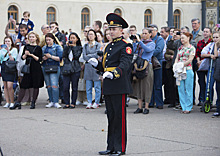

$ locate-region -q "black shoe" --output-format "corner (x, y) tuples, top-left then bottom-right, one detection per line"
(168, 104), (176, 108)
(10, 102), (21, 110)
(134, 108), (143, 114)
(69, 104), (75, 109)
(110, 151), (125, 156)
(163, 100), (170, 104)
(63, 105), (70, 109)
(30, 101), (35, 109)
(149, 105), (154, 108)
(197, 102), (203, 106)
(156, 106), (163, 109)
(143, 108), (149, 114)
(99, 150), (114, 155)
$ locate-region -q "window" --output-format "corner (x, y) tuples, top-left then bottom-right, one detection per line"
(81, 8), (90, 30)
(8, 5), (18, 30)
(144, 9), (152, 27)
(47, 7), (56, 25)
(114, 8), (122, 16)
(174, 9), (181, 29)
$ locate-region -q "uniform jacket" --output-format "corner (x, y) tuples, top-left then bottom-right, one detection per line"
(63, 45), (82, 73)
(96, 36), (133, 95)
(83, 41), (101, 81)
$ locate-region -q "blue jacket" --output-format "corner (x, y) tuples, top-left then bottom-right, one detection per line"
(42, 43), (63, 66)
(151, 35), (165, 60)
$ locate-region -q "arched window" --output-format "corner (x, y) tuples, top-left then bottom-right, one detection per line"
(174, 9), (181, 29)
(114, 8), (122, 16)
(47, 7), (56, 25)
(81, 8), (90, 30)
(144, 9), (152, 27)
(8, 5), (18, 30)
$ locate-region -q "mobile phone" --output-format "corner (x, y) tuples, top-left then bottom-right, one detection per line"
(10, 15), (13, 19)
(216, 24), (220, 28)
(69, 41), (73, 44)
(0, 44), (7, 49)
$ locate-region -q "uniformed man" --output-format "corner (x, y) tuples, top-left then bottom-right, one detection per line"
(88, 13), (133, 156)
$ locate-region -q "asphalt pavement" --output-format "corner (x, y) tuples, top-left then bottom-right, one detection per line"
(0, 87), (220, 156)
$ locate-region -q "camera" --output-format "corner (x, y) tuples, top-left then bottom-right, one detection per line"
(130, 35), (137, 40)
(69, 41), (73, 44)
(0, 44), (7, 49)
(97, 51), (103, 57)
(176, 32), (181, 35)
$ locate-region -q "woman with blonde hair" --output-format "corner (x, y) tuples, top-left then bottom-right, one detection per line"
(10, 31), (44, 109)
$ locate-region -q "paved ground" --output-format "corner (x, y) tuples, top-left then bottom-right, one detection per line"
(0, 87), (220, 156)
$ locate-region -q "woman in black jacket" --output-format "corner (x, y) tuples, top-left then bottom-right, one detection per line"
(62, 32), (82, 108)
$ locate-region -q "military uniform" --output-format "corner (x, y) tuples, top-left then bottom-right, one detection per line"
(95, 13), (133, 155)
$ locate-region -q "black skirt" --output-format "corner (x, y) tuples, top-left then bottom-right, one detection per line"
(1, 61), (16, 82)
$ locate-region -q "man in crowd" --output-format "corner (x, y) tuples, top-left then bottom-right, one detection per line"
(129, 25), (137, 36)
(160, 26), (172, 105)
(148, 24), (165, 109)
(39, 24), (51, 47)
(103, 22), (109, 33)
(15, 24), (28, 47)
(191, 18), (204, 105)
(88, 13), (133, 156)
(122, 28), (132, 43)
(50, 21), (66, 46)
(5, 18), (19, 43)
(93, 20), (102, 32)
(81, 25), (91, 46)
(196, 27), (212, 106)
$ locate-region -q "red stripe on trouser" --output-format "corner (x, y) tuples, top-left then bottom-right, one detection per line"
(121, 94), (125, 152)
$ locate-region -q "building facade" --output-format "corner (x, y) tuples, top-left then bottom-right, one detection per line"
(0, 0), (203, 42)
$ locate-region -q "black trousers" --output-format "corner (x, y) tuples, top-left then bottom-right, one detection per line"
(162, 61), (169, 103)
(104, 94), (127, 153)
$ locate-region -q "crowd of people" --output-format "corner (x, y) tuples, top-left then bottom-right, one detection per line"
(0, 11), (220, 117)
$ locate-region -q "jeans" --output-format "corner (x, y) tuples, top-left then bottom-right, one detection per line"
(197, 71), (207, 102)
(59, 66), (64, 100)
(205, 67), (215, 102)
(216, 81), (220, 113)
(149, 60), (163, 107)
(42, 66), (60, 103)
(178, 70), (194, 111)
(86, 80), (101, 104)
(63, 72), (80, 105)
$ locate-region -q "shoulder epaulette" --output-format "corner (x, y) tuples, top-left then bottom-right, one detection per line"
(122, 39), (129, 44)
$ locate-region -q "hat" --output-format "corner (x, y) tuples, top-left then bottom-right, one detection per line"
(106, 13), (128, 29)
(148, 24), (158, 30)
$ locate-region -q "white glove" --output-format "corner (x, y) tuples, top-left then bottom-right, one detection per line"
(88, 58), (98, 67)
(103, 71), (113, 79)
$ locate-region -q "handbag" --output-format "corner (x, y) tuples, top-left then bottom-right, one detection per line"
(134, 57), (149, 79)
(197, 58), (210, 71)
(62, 63), (73, 75)
(44, 65), (58, 73)
(151, 56), (161, 70)
(78, 78), (86, 91)
(5, 61), (17, 73)
(21, 58), (31, 74)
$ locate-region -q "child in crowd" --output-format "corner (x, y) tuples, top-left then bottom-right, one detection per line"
(17, 11), (34, 41)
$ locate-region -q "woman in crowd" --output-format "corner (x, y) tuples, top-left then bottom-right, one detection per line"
(83, 29), (101, 109)
(201, 31), (220, 105)
(62, 32), (82, 109)
(42, 33), (63, 109)
(133, 28), (155, 114)
(0, 36), (18, 108)
(96, 30), (105, 51)
(103, 28), (112, 45)
(10, 31), (44, 109)
(174, 32), (195, 114)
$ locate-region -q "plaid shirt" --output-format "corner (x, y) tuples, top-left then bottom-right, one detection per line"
(196, 38), (212, 60)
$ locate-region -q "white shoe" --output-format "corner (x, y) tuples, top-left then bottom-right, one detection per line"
(9, 103), (14, 108)
(86, 103), (92, 109)
(46, 102), (54, 108)
(3, 103), (10, 108)
(83, 101), (89, 106)
(54, 103), (62, 109)
(91, 103), (99, 109)
(76, 101), (82, 105)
